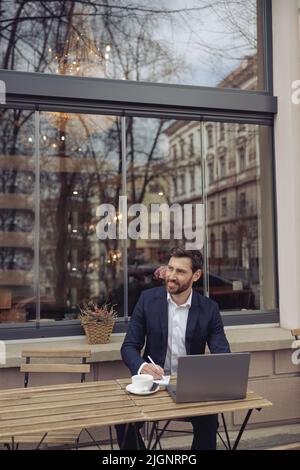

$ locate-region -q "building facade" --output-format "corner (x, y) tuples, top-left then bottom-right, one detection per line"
(0, 0), (298, 333)
(0, 0), (299, 438)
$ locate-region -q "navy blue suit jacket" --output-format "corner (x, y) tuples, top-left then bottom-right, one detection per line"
(121, 286), (230, 375)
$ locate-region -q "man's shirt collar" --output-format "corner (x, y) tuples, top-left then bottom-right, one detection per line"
(167, 290), (193, 308)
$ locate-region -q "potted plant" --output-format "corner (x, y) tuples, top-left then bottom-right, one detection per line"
(79, 301), (118, 344)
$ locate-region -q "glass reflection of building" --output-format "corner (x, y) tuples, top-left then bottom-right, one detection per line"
(0, 1), (277, 326)
(163, 57), (264, 310)
(0, 111), (126, 321)
(0, 55), (270, 321)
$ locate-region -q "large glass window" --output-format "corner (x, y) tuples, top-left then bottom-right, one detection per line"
(0, 0), (277, 335)
(0, 110), (277, 328)
(125, 117), (276, 313)
(204, 122), (276, 311)
(126, 117), (204, 315)
(0, 0), (267, 90)
(0, 109), (35, 324)
(39, 112), (124, 321)
(125, 117), (170, 315)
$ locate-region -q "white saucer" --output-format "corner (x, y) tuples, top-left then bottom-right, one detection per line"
(126, 383), (160, 395)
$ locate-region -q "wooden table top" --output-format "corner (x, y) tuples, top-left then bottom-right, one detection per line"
(0, 380), (145, 439)
(117, 378), (272, 422)
(0, 379), (272, 439)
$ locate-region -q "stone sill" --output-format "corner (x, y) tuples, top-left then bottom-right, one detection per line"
(0, 326), (294, 369)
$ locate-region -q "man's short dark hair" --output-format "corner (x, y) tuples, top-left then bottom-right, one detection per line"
(169, 247), (203, 273)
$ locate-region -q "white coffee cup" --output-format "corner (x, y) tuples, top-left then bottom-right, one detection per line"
(131, 374), (154, 392)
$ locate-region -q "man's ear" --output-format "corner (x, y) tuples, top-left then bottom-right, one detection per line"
(193, 269), (202, 282)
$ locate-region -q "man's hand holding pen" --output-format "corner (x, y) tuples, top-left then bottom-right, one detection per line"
(141, 355), (164, 380)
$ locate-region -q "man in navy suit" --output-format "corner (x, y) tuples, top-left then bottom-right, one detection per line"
(116, 247), (230, 450)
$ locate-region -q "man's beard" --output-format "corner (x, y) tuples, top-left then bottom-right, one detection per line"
(166, 277), (193, 295)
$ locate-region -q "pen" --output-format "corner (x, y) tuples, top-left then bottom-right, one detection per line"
(147, 355), (159, 370)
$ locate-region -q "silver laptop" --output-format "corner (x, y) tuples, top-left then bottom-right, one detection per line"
(167, 353), (250, 403)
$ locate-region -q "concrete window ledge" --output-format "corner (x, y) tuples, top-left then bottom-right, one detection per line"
(226, 326), (294, 353)
(0, 326), (294, 369)
(1, 333), (125, 369)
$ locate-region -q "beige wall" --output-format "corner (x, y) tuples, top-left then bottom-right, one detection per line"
(272, 0), (300, 329)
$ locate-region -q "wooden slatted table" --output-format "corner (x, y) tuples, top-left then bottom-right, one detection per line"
(0, 380), (145, 446)
(117, 378), (272, 450)
(0, 379), (272, 451)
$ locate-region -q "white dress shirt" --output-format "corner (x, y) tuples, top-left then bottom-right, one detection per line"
(164, 290), (192, 374)
(138, 290), (193, 375)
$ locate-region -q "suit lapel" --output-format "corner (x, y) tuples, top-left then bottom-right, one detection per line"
(185, 291), (199, 354)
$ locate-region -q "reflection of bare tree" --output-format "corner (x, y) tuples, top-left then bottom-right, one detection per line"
(0, 109), (35, 272)
(1, 1), (258, 84)
(53, 114), (73, 305)
(38, 110), (124, 312)
(127, 118), (167, 263)
(74, 115), (123, 301)
(0, 1), (184, 78)
(6, 2), (183, 311)
(0, 1), (260, 316)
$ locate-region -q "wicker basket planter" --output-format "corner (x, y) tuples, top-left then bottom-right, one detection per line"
(79, 302), (117, 344)
(81, 319), (115, 344)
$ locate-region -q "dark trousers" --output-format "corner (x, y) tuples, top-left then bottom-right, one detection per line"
(115, 414), (218, 450)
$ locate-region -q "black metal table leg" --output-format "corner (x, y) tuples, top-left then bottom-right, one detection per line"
(147, 422), (156, 450)
(120, 423), (129, 450)
(133, 423), (141, 450)
(231, 409), (255, 451)
(150, 420), (171, 450)
(35, 432), (48, 450)
(109, 425), (114, 450)
(221, 413), (232, 450)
